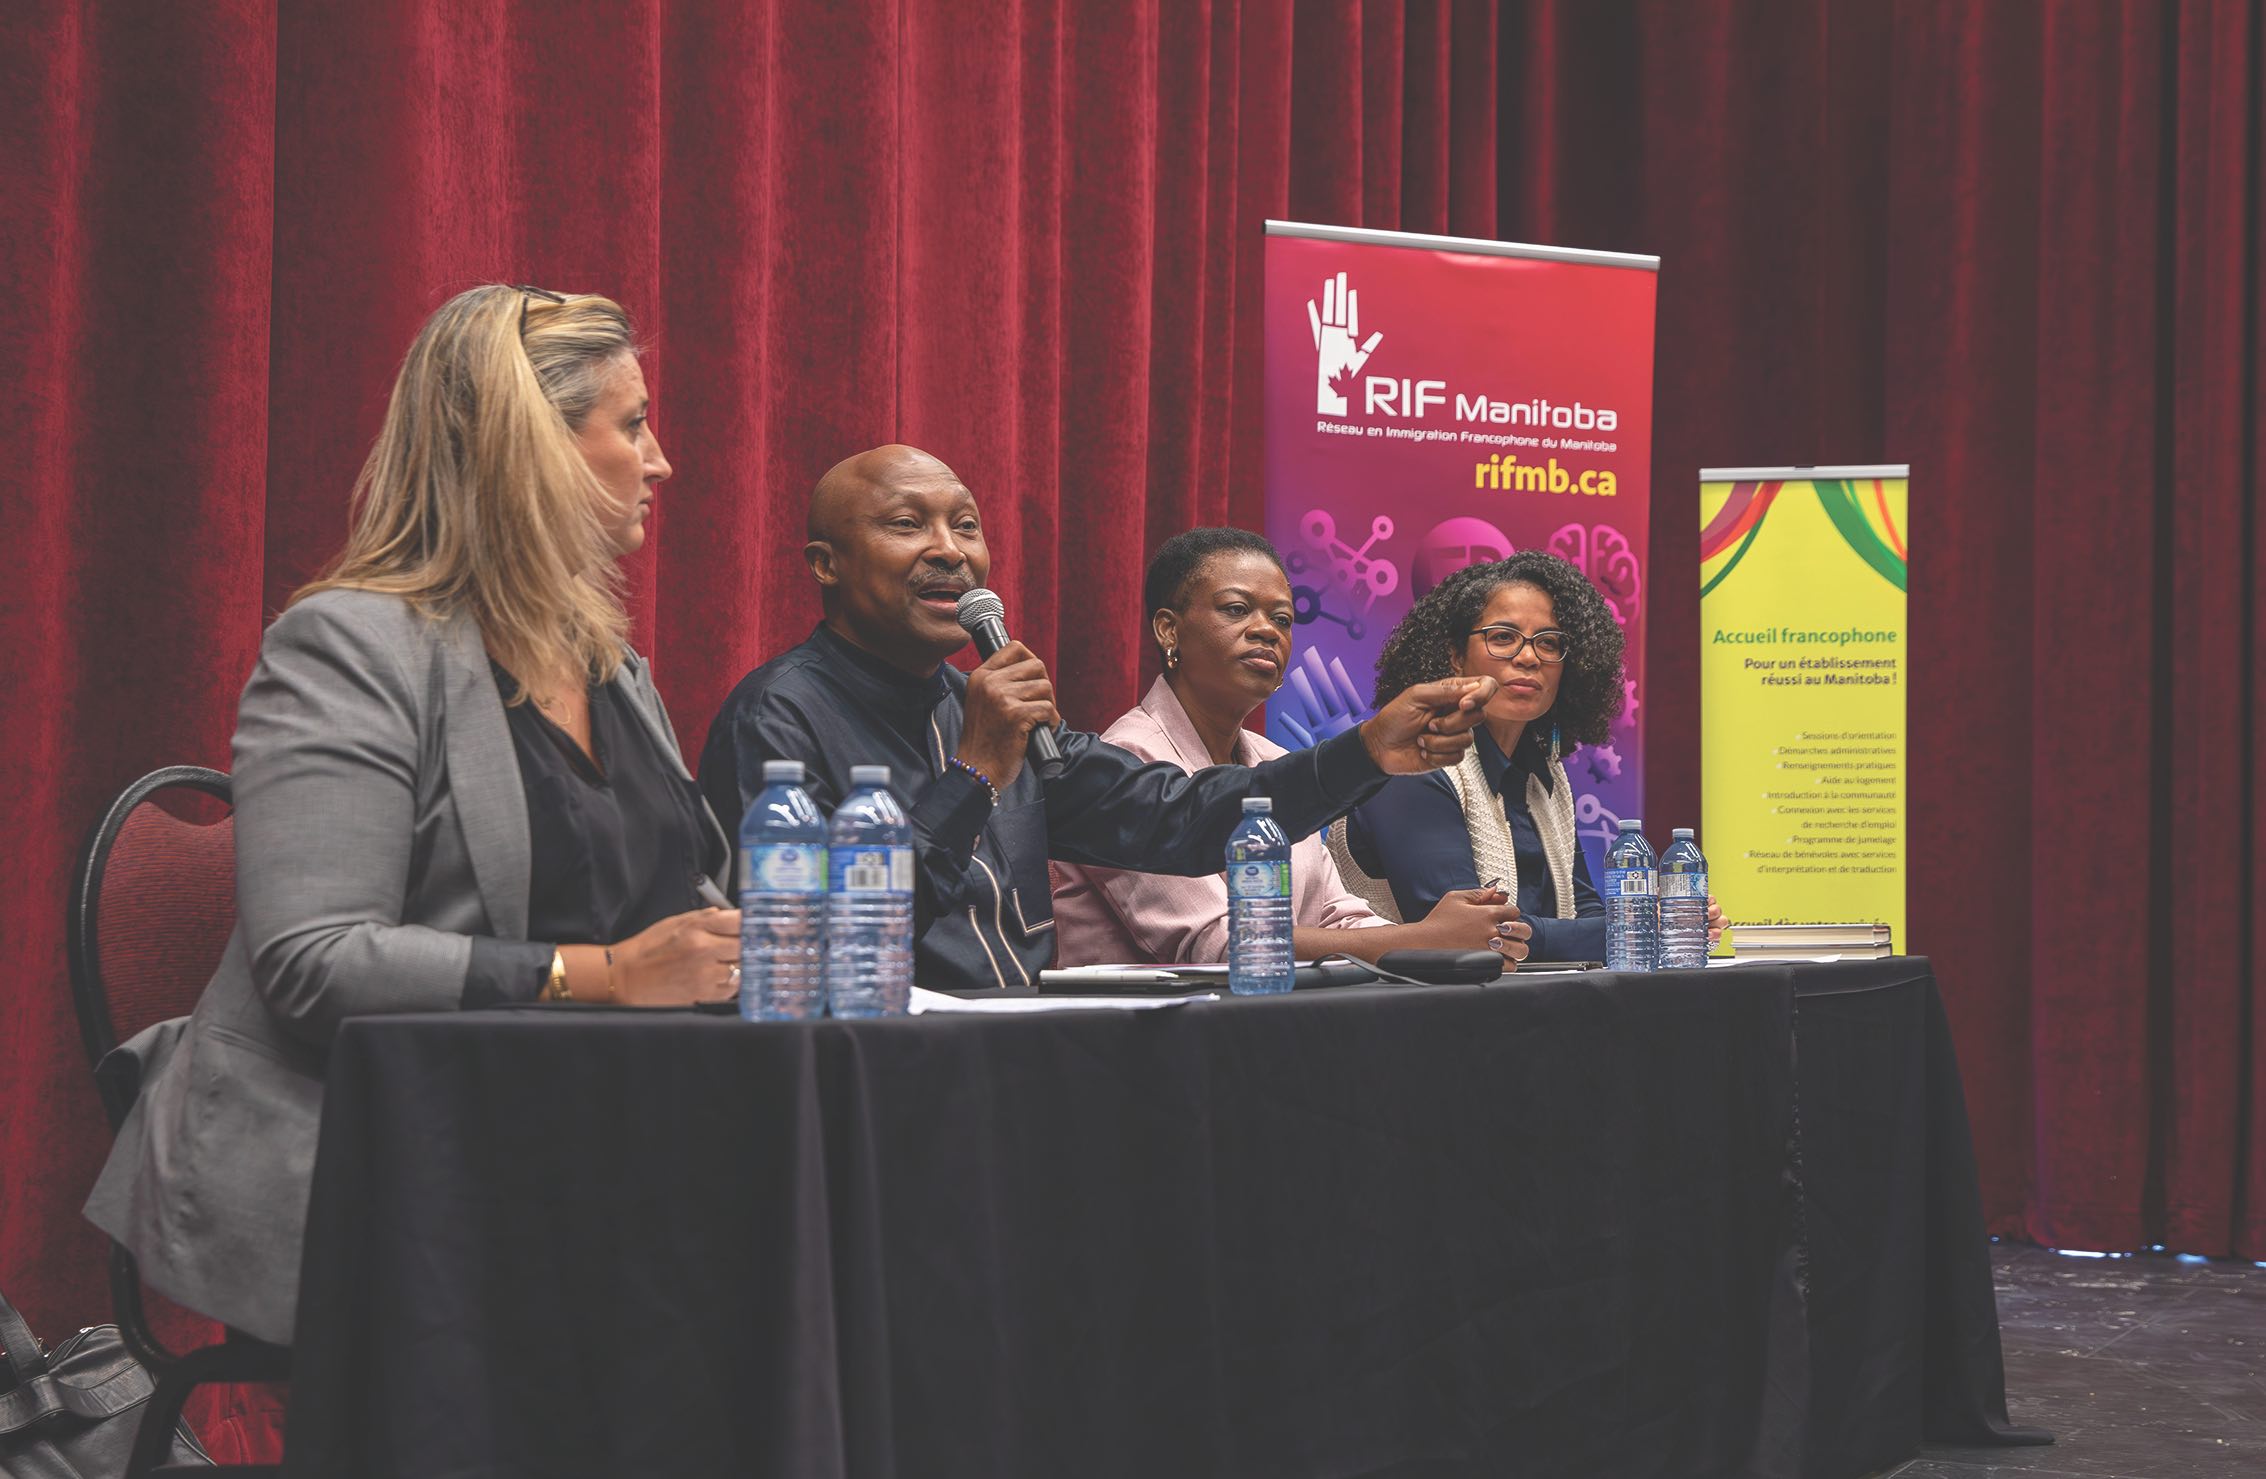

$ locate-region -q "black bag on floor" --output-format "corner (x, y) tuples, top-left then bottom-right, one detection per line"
(0, 1282), (208, 1476)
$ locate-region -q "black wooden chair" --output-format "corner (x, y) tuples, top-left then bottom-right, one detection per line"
(68, 766), (287, 1478)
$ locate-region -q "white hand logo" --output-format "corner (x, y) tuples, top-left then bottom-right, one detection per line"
(1307, 271), (1383, 417)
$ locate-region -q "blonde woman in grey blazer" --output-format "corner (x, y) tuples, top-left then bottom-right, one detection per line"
(86, 286), (738, 1346)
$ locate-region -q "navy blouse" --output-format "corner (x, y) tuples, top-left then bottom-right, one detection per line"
(1345, 726), (1607, 963)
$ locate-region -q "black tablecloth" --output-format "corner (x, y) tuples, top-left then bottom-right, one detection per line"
(288, 972), (1805, 1478)
(1790, 957), (2051, 1477)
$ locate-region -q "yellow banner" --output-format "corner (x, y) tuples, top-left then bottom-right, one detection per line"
(1699, 470), (1907, 949)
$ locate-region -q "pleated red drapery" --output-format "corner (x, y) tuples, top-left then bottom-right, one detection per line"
(4, 1), (2263, 1357)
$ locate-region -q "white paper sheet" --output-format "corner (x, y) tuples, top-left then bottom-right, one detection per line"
(1705, 954), (1846, 967)
(908, 986), (1214, 1014)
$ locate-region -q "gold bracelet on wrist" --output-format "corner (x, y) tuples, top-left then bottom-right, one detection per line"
(545, 948), (572, 1003)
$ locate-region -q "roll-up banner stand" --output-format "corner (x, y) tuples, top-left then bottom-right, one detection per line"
(1699, 466), (1910, 948)
(1263, 221), (1659, 877)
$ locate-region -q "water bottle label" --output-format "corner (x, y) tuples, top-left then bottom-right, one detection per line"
(831, 845), (914, 894)
(1604, 867), (1655, 898)
(1227, 861), (1290, 900)
(1659, 874), (1707, 900)
(744, 843), (824, 893)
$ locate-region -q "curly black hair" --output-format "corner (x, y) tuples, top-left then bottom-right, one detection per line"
(1141, 527), (1286, 644)
(1371, 551), (1626, 747)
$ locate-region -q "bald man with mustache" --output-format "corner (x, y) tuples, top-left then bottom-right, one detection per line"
(697, 445), (1496, 992)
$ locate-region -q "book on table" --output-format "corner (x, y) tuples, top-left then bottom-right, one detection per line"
(1726, 923), (1893, 958)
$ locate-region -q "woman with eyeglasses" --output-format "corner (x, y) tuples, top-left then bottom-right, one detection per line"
(1338, 551), (1721, 963)
(1049, 528), (1531, 968)
(86, 284), (736, 1348)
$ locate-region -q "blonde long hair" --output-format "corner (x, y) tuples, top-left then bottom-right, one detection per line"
(294, 284), (637, 690)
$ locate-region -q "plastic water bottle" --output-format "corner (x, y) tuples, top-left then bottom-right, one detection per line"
(825, 765), (915, 1017)
(738, 759), (827, 1020)
(1658, 828), (1710, 970)
(1603, 818), (1659, 972)
(1225, 797), (1294, 995)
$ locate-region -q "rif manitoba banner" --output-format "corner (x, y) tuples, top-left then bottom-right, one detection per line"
(1699, 467), (1909, 945)
(1263, 222), (1658, 875)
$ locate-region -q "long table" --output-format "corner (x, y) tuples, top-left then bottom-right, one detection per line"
(1789, 957), (2050, 1475)
(282, 959), (2034, 1477)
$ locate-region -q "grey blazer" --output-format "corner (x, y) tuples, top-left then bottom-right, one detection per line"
(83, 589), (729, 1345)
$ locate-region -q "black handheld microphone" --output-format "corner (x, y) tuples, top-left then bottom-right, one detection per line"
(955, 588), (1067, 782)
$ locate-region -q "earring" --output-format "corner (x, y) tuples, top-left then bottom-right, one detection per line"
(1550, 720), (1561, 762)
(1165, 647), (1179, 669)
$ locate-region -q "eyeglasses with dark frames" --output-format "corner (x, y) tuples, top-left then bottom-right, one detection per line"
(1466, 624), (1571, 663)
(513, 284), (566, 338)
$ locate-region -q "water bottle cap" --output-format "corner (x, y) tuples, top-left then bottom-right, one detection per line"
(1673, 827), (1694, 839)
(849, 765), (891, 787)
(1242, 796), (1274, 814)
(761, 760), (806, 784)
(1618, 817), (1642, 831)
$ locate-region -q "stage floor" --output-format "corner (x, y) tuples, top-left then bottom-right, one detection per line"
(1895, 1242), (2266, 1478)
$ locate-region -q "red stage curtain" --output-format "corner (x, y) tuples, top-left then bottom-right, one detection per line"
(4, 0), (2262, 1356)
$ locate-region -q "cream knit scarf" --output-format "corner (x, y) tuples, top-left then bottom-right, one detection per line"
(1328, 737), (1579, 926)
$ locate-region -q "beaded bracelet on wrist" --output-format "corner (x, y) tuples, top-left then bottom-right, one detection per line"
(947, 755), (1001, 806)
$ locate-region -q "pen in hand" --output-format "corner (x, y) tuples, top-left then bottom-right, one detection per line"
(1479, 878), (1521, 947)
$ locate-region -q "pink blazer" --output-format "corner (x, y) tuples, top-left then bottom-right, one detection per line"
(1050, 677), (1389, 966)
